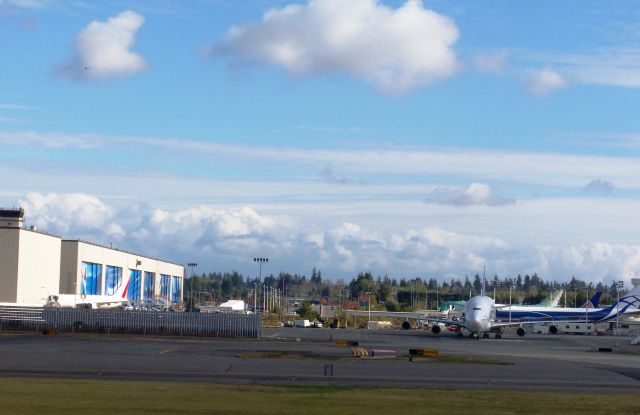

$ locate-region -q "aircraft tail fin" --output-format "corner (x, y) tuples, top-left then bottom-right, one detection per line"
(538, 289), (564, 307)
(481, 266), (486, 297)
(115, 273), (131, 299)
(80, 268), (87, 295)
(582, 291), (603, 308)
(604, 280), (640, 315)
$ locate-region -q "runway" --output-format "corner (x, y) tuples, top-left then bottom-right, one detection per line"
(1, 328), (639, 391)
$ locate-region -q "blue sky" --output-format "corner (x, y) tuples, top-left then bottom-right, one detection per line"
(1, 0), (640, 284)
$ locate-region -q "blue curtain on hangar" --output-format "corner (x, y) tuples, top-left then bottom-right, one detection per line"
(128, 269), (141, 302)
(160, 274), (170, 299)
(171, 276), (181, 302)
(81, 262), (102, 295)
(144, 272), (155, 300)
(105, 266), (122, 296)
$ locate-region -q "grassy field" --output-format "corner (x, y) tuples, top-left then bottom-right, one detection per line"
(0, 377), (639, 415)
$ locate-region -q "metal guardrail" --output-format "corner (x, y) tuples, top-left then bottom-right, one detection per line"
(0, 306), (261, 338)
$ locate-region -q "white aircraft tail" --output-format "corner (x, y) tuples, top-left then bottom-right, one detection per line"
(539, 289), (564, 307)
(623, 279), (640, 299)
(114, 273), (132, 299)
(603, 279), (640, 316)
(481, 265), (486, 297)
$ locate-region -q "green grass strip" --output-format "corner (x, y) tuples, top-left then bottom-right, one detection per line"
(0, 377), (638, 415)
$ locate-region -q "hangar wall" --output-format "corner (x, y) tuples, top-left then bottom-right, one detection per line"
(0, 208), (184, 305)
(61, 240), (184, 303)
(0, 226), (61, 304)
(0, 228), (20, 303)
(17, 229), (61, 304)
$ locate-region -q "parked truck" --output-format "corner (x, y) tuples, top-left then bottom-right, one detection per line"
(295, 319), (311, 328)
(532, 322), (595, 335)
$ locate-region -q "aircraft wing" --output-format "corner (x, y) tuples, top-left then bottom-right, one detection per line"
(420, 316), (467, 329)
(344, 310), (436, 320)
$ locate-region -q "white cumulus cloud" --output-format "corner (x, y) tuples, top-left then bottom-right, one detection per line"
(55, 10), (147, 81)
(525, 68), (567, 96)
(18, 192), (123, 238)
(212, 0), (460, 95)
(425, 183), (515, 206)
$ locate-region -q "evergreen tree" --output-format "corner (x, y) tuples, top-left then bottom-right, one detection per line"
(473, 274), (482, 292)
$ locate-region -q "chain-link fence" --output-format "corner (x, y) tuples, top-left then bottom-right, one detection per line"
(0, 306), (261, 338)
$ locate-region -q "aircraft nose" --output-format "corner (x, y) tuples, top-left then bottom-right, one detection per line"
(467, 314), (482, 330)
(467, 311), (490, 332)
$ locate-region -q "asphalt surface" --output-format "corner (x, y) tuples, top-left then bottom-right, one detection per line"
(1, 328), (640, 391)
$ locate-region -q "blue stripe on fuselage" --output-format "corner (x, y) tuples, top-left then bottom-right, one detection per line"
(496, 294), (640, 323)
(495, 308), (609, 321)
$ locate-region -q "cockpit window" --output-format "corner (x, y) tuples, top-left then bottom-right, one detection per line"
(472, 307), (482, 310)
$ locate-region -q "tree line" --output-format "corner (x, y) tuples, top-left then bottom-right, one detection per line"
(185, 267), (628, 311)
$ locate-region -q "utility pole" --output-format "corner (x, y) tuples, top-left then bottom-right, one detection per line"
(616, 280), (624, 333)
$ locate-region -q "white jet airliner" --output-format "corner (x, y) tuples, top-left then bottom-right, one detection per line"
(430, 278), (640, 339)
(45, 273), (132, 309)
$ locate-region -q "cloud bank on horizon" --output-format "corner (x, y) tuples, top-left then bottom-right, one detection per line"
(13, 192), (640, 284)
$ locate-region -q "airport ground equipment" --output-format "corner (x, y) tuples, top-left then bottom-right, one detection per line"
(335, 340), (359, 347)
(409, 348), (439, 358)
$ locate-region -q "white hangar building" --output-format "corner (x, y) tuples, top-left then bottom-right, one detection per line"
(0, 208), (184, 305)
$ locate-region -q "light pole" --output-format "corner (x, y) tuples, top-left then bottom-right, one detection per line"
(490, 280), (497, 300)
(254, 257), (268, 312)
(616, 280), (624, 332)
(365, 291), (372, 322)
(254, 257), (268, 281)
(254, 283), (258, 313)
(509, 283), (515, 324)
(425, 280), (429, 310)
(197, 291), (209, 306)
(187, 262), (197, 311)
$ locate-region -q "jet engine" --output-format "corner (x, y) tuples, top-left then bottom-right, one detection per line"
(431, 324), (441, 334)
